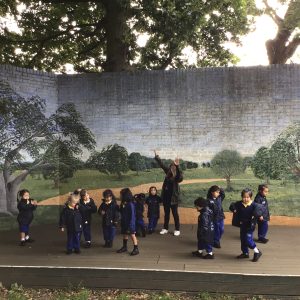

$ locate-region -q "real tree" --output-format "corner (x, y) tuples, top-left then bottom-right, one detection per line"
(0, 0), (258, 72)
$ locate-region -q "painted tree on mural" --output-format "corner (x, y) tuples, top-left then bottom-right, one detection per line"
(262, 0), (300, 64)
(0, 0), (258, 72)
(0, 80), (95, 215)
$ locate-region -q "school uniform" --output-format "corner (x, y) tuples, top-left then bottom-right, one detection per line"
(145, 195), (162, 232)
(120, 201), (136, 235)
(207, 189), (225, 247)
(98, 200), (119, 247)
(59, 204), (83, 252)
(231, 201), (265, 255)
(17, 199), (37, 236)
(135, 198), (146, 236)
(78, 198), (97, 243)
(254, 193), (270, 241)
(197, 207), (214, 254)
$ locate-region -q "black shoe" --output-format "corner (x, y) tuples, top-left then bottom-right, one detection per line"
(192, 251), (203, 258)
(66, 249), (72, 255)
(107, 241), (113, 248)
(103, 241), (109, 248)
(142, 228), (146, 237)
(236, 253), (249, 259)
(85, 242), (91, 248)
(148, 229), (153, 234)
(19, 240), (26, 246)
(25, 238), (35, 243)
(117, 246), (128, 253)
(203, 253), (214, 259)
(252, 250), (262, 262)
(130, 248), (139, 256)
(257, 238), (269, 244)
(213, 242), (221, 248)
(74, 248), (81, 254)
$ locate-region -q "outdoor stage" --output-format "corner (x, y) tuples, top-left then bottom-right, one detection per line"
(0, 224), (300, 297)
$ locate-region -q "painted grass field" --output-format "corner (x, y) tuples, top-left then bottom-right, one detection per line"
(1, 167), (300, 231)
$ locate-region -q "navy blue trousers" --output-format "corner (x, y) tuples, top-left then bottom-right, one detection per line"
(81, 223), (91, 242)
(148, 216), (159, 230)
(257, 220), (268, 239)
(67, 231), (81, 250)
(103, 225), (116, 242)
(198, 240), (213, 253)
(214, 219), (224, 244)
(240, 226), (256, 254)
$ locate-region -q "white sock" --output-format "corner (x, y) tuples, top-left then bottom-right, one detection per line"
(21, 238), (25, 241)
(198, 250), (203, 254)
(25, 235), (29, 240)
(253, 247), (259, 253)
(208, 252), (213, 255)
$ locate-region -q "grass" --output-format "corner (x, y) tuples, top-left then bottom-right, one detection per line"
(0, 284), (275, 300)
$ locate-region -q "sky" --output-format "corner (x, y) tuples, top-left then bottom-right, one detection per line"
(1, 0), (299, 71)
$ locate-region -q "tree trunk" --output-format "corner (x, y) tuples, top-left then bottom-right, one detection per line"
(0, 172), (11, 216)
(225, 176), (233, 192)
(102, 0), (132, 72)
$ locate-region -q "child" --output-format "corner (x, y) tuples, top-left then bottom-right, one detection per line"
(254, 184), (270, 243)
(78, 189), (97, 248)
(207, 185), (225, 248)
(192, 197), (215, 259)
(59, 193), (83, 254)
(98, 189), (119, 248)
(17, 189), (37, 246)
(134, 193), (146, 237)
(229, 188), (265, 262)
(145, 186), (162, 234)
(117, 188), (139, 256)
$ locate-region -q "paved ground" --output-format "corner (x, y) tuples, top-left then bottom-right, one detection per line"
(0, 223), (299, 276)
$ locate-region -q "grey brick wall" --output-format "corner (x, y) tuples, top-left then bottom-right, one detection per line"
(57, 65), (300, 162)
(0, 64), (58, 116)
(1, 64), (300, 162)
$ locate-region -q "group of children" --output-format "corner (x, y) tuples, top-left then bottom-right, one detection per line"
(193, 184), (270, 262)
(16, 183), (270, 262)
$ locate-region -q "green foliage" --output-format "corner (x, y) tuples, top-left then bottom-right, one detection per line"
(8, 283), (27, 300)
(128, 152), (146, 174)
(0, 0), (259, 72)
(87, 144), (129, 179)
(211, 150), (244, 191)
(251, 147), (272, 183)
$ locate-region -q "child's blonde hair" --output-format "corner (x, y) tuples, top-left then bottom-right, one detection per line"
(67, 193), (80, 205)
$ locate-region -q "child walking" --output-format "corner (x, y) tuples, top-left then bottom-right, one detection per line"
(207, 185), (225, 248)
(254, 184), (270, 243)
(229, 188), (265, 262)
(98, 189), (119, 248)
(192, 197), (215, 259)
(17, 189), (37, 246)
(117, 188), (139, 256)
(78, 189), (97, 248)
(145, 186), (162, 234)
(134, 193), (146, 237)
(59, 193), (83, 254)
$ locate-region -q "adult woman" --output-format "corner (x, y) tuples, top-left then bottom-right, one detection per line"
(154, 150), (183, 236)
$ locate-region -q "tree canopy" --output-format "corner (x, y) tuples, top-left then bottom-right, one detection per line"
(0, 0), (258, 72)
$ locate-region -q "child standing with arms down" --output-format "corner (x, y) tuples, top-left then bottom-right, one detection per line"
(17, 189), (38, 246)
(134, 193), (146, 237)
(59, 194), (83, 254)
(98, 189), (119, 248)
(254, 184), (270, 243)
(207, 185), (225, 248)
(145, 186), (162, 234)
(192, 197), (215, 259)
(78, 189), (97, 248)
(230, 188), (265, 262)
(117, 188), (139, 256)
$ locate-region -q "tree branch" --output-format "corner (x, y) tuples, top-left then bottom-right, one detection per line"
(286, 36), (300, 60)
(262, 0), (283, 26)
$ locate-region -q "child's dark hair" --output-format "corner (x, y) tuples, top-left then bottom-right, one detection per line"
(241, 188), (253, 198)
(207, 185), (220, 198)
(148, 186), (157, 194)
(80, 189), (87, 198)
(194, 197), (208, 208)
(120, 188), (134, 202)
(17, 189), (30, 202)
(73, 188), (82, 196)
(258, 184), (268, 192)
(134, 193), (146, 202)
(103, 189), (116, 200)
